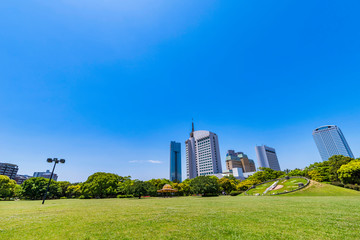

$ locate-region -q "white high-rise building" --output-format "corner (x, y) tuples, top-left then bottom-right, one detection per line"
(255, 145), (281, 171)
(185, 122), (222, 179)
(312, 125), (354, 161)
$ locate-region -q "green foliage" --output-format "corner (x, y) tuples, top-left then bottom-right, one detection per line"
(172, 179), (192, 196)
(81, 172), (122, 198)
(58, 181), (71, 197)
(304, 155), (355, 183)
(190, 176), (220, 196)
(66, 184), (82, 198)
(116, 195), (133, 198)
(218, 177), (237, 194)
(128, 180), (157, 199)
(337, 160), (360, 184)
(287, 168), (306, 177)
(229, 190), (242, 196)
(21, 177), (61, 200)
(117, 176), (133, 195)
(146, 178), (172, 190)
(236, 179), (261, 191)
(247, 167), (285, 182)
(0, 175), (18, 199)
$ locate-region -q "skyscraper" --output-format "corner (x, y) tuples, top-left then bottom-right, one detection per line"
(255, 145), (281, 171)
(312, 125), (354, 161)
(185, 122), (222, 179)
(170, 141), (181, 182)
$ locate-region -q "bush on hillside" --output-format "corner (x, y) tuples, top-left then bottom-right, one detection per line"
(230, 190), (242, 196)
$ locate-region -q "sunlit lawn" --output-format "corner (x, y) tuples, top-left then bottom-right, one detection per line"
(1, 194), (360, 240)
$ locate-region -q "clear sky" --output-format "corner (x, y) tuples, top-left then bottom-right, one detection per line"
(1, 1), (360, 182)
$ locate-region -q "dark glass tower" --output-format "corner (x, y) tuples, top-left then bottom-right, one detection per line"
(170, 141), (181, 182)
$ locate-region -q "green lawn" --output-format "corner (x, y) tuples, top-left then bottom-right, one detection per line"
(1, 193), (360, 239)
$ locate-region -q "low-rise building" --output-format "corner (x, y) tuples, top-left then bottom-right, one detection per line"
(0, 162), (19, 179)
(14, 175), (31, 185)
(225, 150), (256, 173)
(33, 170), (58, 181)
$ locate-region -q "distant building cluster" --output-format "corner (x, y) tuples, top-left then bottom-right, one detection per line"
(169, 122), (355, 182)
(169, 122), (282, 182)
(0, 161), (59, 184)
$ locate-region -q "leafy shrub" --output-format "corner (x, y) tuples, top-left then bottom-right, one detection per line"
(60, 196), (67, 199)
(331, 182), (344, 187)
(230, 191), (242, 196)
(117, 195), (133, 198)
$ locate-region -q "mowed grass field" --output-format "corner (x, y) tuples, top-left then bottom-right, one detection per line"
(1, 184), (360, 240)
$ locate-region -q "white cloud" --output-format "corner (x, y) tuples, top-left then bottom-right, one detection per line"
(147, 160), (162, 164)
(129, 160), (162, 164)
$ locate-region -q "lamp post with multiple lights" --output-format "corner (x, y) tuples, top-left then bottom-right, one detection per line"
(42, 158), (65, 204)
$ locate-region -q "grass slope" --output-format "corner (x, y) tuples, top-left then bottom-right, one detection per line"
(1, 196), (360, 239)
(287, 181), (360, 196)
(247, 177), (308, 196)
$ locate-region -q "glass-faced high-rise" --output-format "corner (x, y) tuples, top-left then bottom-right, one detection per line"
(170, 141), (181, 182)
(312, 125), (354, 161)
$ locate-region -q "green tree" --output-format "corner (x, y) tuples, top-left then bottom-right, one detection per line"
(287, 168), (306, 177)
(337, 160), (360, 184)
(236, 179), (261, 191)
(66, 184), (82, 198)
(128, 180), (156, 199)
(58, 181), (71, 197)
(327, 155), (353, 182)
(247, 167), (285, 182)
(21, 177), (61, 200)
(218, 177), (237, 194)
(172, 179), (192, 196)
(190, 176), (220, 196)
(147, 178), (172, 190)
(0, 175), (18, 199)
(81, 172), (121, 198)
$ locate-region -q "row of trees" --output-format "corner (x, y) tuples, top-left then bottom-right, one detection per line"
(1, 155), (359, 200)
(0, 172), (242, 200)
(285, 155), (360, 185)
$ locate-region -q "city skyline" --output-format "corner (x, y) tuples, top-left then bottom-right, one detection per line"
(1, 1), (360, 182)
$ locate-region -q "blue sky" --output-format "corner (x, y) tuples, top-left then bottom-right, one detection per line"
(1, 1), (360, 182)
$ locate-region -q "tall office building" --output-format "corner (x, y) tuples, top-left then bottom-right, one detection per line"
(225, 150), (256, 173)
(312, 125), (354, 161)
(170, 141), (182, 182)
(33, 170), (58, 181)
(185, 122), (222, 179)
(0, 162), (19, 179)
(255, 145), (281, 171)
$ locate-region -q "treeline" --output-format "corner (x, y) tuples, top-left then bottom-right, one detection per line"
(1, 155), (359, 200)
(285, 155), (360, 191)
(0, 169), (285, 200)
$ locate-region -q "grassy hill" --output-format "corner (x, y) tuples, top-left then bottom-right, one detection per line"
(286, 181), (360, 196)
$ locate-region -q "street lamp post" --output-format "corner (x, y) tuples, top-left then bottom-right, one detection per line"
(42, 158), (65, 204)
